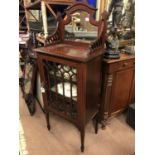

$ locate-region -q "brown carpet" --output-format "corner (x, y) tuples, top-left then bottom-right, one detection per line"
(19, 90), (135, 155)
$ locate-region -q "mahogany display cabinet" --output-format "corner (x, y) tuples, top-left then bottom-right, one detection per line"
(34, 3), (107, 152)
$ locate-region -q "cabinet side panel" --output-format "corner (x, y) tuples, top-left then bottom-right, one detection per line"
(110, 68), (134, 113)
(85, 56), (102, 123)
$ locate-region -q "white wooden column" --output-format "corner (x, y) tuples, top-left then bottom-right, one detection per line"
(41, 1), (48, 38)
(96, 0), (100, 20)
(96, 0), (109, 20)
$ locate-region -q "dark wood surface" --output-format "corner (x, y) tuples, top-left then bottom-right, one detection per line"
(99, 53), (135, 128)
(103, 53), (135, 63)
(34, 42), (104, 62)
(35, 2), (107, 152)
(110, 67), (134, 113)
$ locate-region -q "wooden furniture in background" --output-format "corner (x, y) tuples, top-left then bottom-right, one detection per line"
(19, 32), (37, 115)
(24, 0), (75, 36)
(34, 3), (107, 152)
(99, 53), (135, 128)
(19, 0), (28, 31)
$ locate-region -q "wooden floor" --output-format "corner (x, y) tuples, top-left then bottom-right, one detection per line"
(19, 90), (135, 155)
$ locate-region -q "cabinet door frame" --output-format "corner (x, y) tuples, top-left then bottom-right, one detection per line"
(37, 53), (86, 126)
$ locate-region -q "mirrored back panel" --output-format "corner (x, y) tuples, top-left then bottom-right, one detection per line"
(64, 11), (98, 42)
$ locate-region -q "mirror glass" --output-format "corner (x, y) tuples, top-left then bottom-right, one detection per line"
(64, 11), (98, 42)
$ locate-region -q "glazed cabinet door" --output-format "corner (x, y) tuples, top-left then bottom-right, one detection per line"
(37, 54), (80, 124)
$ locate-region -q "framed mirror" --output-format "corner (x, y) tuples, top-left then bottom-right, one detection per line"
(64, 10), (98, 42)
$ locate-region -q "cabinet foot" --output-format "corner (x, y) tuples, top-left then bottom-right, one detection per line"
(45, 112), (51, 131)
(81, 145), (84, 153)
(47, 125), (51, 131)
(95, 114), (99, 134)
(101, 120), (106, 130)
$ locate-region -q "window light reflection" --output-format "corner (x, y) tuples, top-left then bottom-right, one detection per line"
(19, 120), (29, 155)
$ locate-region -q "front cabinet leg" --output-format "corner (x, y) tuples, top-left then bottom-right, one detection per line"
(45, 112), (51, 130)
(100, 74), (113, 129)
(80, 127), (85, 153)
(95, 113), (99, 134)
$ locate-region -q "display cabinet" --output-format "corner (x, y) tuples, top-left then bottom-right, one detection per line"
(34, 2), (107, 152)
(99, 53), (135, 128)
